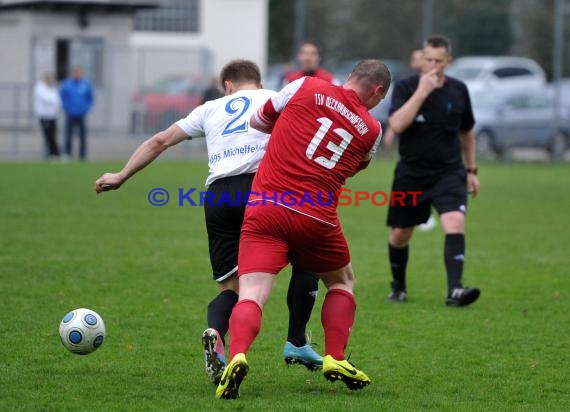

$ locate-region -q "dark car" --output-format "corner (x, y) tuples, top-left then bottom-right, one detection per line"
(131, 75), (207, 134)
(472, 88), (569, 160)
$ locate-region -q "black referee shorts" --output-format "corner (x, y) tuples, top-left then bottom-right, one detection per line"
(204, 173), (255, 282)
(386, 164), (468, 228)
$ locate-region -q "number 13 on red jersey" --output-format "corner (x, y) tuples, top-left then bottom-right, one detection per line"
(306, 117), (353, 170)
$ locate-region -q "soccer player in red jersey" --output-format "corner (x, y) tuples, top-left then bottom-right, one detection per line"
(215, 60), (391, 399)
(283, 42), (338, 85)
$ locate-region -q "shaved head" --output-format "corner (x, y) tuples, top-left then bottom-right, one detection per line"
(346, 59), (392, 109)
(348, 59), (392, 91)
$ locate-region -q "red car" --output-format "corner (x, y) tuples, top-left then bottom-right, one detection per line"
(131, 75), (208, 133)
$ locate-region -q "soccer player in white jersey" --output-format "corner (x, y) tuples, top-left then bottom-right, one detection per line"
(94, 60), (322, 384)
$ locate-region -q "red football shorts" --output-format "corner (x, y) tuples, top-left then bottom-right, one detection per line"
(238, 203), (350, 275)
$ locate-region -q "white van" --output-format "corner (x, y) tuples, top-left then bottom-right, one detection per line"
(447, 56), (546, 94)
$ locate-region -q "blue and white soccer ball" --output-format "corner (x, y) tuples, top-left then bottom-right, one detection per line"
(59, 308), (106, 355)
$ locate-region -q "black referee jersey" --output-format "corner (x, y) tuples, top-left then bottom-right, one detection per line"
(389, 74), (475, 177)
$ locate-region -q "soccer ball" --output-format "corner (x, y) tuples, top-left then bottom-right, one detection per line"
(59, 308), (106, 355)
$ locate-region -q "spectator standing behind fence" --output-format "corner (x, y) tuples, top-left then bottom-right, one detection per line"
(34, 74), (61, 160)
(60, 68), (94, 161)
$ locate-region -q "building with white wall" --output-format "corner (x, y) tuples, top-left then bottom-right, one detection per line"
(0, 0), (268, 132)
(131, 0), (269, 78)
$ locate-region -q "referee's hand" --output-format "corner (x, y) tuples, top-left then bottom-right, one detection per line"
(418, 69), (439, 96)
(467, 173), (480, 197)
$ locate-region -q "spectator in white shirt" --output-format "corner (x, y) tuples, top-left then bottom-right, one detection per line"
(34, 74), (61, 159)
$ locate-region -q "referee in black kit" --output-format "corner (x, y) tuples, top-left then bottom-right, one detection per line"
(386, 35), (481, 306)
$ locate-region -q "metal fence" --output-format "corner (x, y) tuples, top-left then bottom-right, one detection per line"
(0, 45), (214, 159)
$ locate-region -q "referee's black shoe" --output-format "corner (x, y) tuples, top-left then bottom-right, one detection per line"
(446, 287), (480, 307)
(387, 282), (407, 303)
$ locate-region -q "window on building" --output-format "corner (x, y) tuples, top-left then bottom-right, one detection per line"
(134, 0), (199, 33)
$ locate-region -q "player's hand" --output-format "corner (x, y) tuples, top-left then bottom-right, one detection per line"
(95, 172), (125, 194)
(418, 69), (439, 96)
(467, 173), (480, 197)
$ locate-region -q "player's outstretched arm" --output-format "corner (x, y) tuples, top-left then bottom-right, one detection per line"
(94, 124), (188, 193)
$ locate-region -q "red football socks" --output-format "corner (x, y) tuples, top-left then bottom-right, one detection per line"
(321, 288), (356, 360)
(228, 299), (262, 360)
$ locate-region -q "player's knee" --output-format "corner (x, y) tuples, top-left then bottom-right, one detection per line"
(238, 272), (275, 309)
(339, 269), (355, 288)
(320, 264), (355, 291)
(219, 276), (239, 293)
(292, 266), (319, 284)
(440, 212), (465, 233)
(324, 278), (354, 292)
(389, 227), (413, 247)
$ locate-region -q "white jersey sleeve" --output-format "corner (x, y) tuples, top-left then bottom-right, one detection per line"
(271, 77), (306, 112)
(368, 125), (383, 157)
(175, 103), (208, 138)
(181, 88), (277, 187)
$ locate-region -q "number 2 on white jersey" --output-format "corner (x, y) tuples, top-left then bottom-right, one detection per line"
(222, 96), (251, 136)
(306, 117), (353, 169)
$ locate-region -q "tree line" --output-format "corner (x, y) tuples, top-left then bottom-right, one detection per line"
(269, 0), (569, 79)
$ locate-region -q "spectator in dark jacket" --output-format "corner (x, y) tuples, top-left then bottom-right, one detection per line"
(60, 68), (94, 160)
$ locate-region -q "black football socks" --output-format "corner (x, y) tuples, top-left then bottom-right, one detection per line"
(389, 243), (409, 291)
(286, 267), (319, 347)
(444, 233), (465, 294)
(207, 289), (238, 344)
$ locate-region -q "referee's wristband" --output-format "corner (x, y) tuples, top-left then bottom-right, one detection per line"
(466, 168), (478, 175)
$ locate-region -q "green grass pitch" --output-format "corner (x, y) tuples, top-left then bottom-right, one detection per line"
(1, 159), (569, 411)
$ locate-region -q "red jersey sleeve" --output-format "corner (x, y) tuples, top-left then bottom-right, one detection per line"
(353, 127), (383, 174)
(252, 78), (306, 133)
